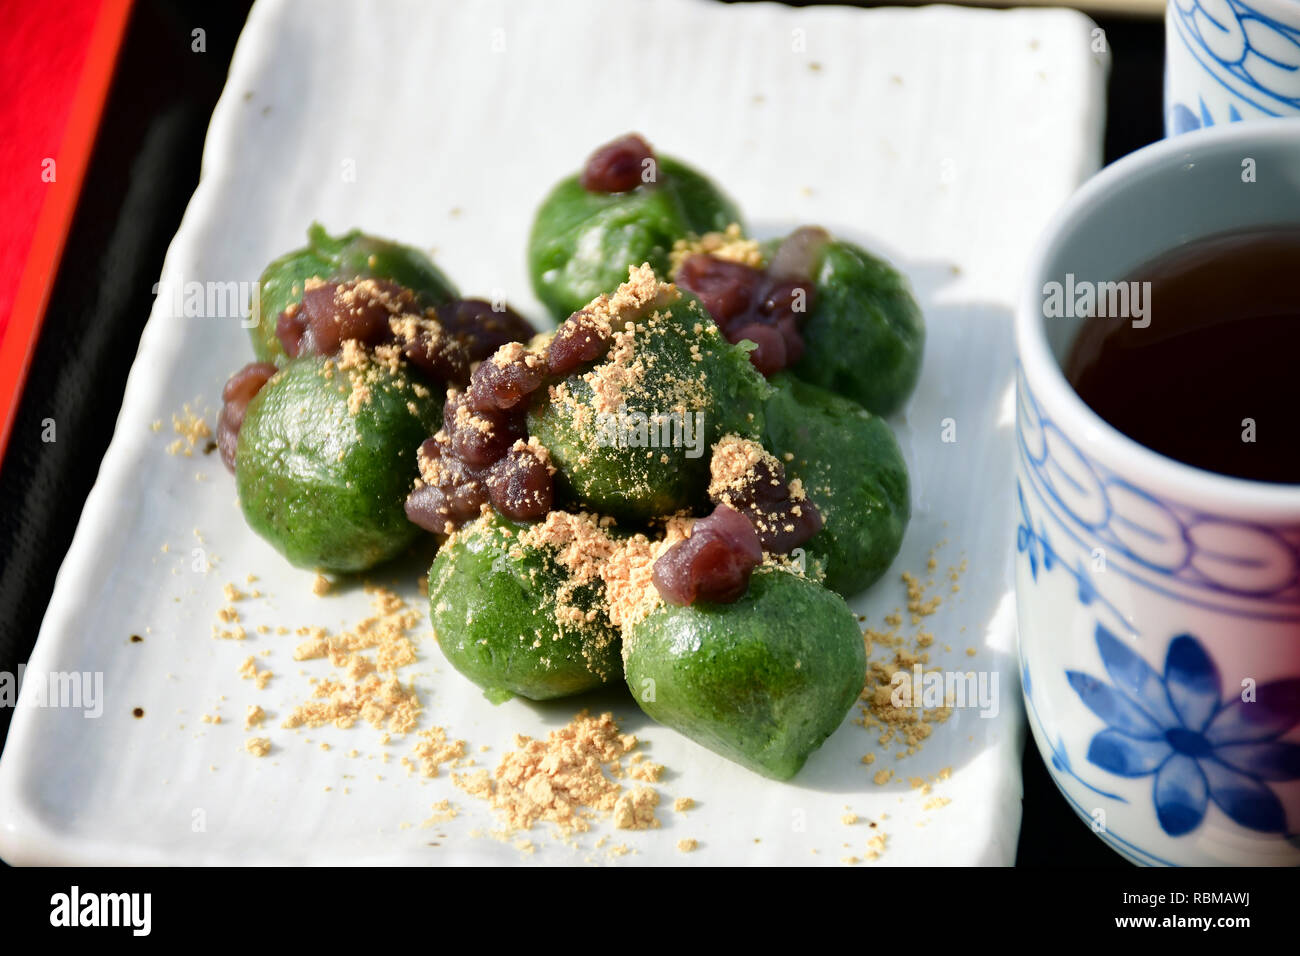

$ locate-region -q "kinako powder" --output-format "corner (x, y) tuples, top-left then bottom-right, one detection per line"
(452, 710), (664, 834)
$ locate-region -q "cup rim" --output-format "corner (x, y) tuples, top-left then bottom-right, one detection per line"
(1016, 119), (1300, 516)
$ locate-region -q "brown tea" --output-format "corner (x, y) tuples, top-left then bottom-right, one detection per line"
(1063, 227), (1300, 484)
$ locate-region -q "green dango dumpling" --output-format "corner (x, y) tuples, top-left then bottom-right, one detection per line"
(235, 354), (440, 572)
(252, 223), (458, 364)
(790, 233), (924, 417)
(427, 510), (623, 703)
(527, 266), (768, 521)
(763, 373), (910, 595)
(623, 566), (865, 780)
(528, 134), (742, 321)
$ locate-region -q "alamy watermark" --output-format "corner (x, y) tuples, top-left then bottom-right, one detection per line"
(0, 665), (104, 718)
(50, 886), (150, 935)
(1042, 274), (1151, 329)
(890, 664), (999, 718)
(153, 274), (260, 328)
(595, 406), (706, 459)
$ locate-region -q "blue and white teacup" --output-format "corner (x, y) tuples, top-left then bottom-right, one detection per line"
(1015, 120), (1300, 866)
(1166, 0), (1300, 135)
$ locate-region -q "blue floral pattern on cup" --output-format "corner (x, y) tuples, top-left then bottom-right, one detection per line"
(1016, 364), (1300, 861)
(1067, 624), (1300, 836)
(1168, 0), (1300, 124)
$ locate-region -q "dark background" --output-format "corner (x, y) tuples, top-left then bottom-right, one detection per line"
(0, 0), (1162, 866)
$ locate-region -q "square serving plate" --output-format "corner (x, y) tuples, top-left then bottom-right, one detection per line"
(0, 0), (1107, 865)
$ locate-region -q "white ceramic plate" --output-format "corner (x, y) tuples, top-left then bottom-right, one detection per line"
(0, 0), (1107, 865)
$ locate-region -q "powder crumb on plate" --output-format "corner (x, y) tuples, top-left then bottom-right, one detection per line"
(411, 726), (466, 777)
(422, 799), (458, 826)
(311, 574), (332, 596)
(453, 768), (493, 800)
(612, 786), (660, 830)
(673, 796), (695, 813)
(245, 737), (271, 757)
(245, 705), (266, 729)
(281, 587), (423, 736)
(213, 622), (246, 641)
(902, 570), (942, 620)
(453, 710), (659, 836)
(628, 759), (664, 783)
(677, 838), (698, 853)
(856, 544), (962, 761)
(864, 831), (889, 862)
(841, 812), (858, 825)
(166, 404), (211, 457)
(238, 655), (273, 689)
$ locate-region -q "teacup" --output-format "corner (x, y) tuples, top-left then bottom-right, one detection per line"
(1165, 0), (1300, 135)
(1015, 120), (1300, 866)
